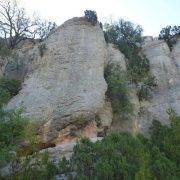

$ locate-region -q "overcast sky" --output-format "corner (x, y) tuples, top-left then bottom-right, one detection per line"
(18, 0), (180, 37)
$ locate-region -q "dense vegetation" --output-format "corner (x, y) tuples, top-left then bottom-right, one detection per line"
(1, 104), (179, 179)
(103, 19), (156, 103)
(0, 77), (21, 107)
(0, 77), (58, 179)
(104, 63), (133, 117)
(58, 109), (180, 180)
(84, 10), (98, 26)
(104, 19), (149, 83)
(0, 75), (179, 180)
(159, 25), (180, 51)
(0, 77), (26, 171)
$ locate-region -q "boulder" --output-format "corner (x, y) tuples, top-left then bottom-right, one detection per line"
(7, 17), (107, 144)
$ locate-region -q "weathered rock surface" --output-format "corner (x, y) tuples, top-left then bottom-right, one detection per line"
(106, 43), (127, 71)
(7, 17), (109, 144)
(0, 39), (40, 80)
(6, 17), (180, 143)
(136, 37), (180, 133)
(110, 37), (180, 134)
(40, 137), (103, 162)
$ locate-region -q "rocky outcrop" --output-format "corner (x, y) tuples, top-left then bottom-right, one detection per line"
(6, 17), (180, 144)
(106, 43), (127, 71)
(110, 37), (180, 135)
(0, 39), (40, 80)
(7, 17), (109, 144)
(136, 37), (180, 133)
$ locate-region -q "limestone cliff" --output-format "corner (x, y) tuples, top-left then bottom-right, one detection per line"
(5, 17), (180, 145)
(137, 37), (180, 133)
(7, 17), (109, 144)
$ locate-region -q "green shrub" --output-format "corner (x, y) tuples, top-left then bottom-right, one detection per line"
(71, 133), (145, 179)
(0, 108), (29, 168)
(58, 110), (180, 179)
(84, 10), (98, 26)
(0, 77), (21, 107)
(159, 25), (180, 51)
(58, 157), (71, 175)
(147, 110), (180, 179)
(0, 106), (57, 179)
(0, 77), (21, 97)
(12, 151), (58, 180)
(149, 112), (180, 165)
(103, 19), (157, 104)
(150, 146), (178, 179)
(104, 63), (133, 116)
(1, 108), (179, 179)
(103, 19), (155, 87)
(137, 84), (151, 102)
(0, 88), (11, 107)
(137, 75), (157, 102)
(104, 20), (145, 79)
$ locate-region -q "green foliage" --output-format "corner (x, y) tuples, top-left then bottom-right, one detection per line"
(12, 151), (58, 180)
(150, 108), (180, 165)
(146, 110), (180, 179)
(0, 108), (29, 168)
(104, 63), (133, 116)
(150, 146), (178, 179)
(159, 25), (180, 51)
(19, 121), (41, 156)
(104, 20), (152, 84)
(137, 75), (157, 102)
(0, 77), (21, 107)
(58, 110), (180, 179)
(71, 133), (144, 179)
(104, 19), (143, 46)
(84, 10), (98, 26)
(0, 88), (11, 107)
(0, 77), (21, 97)
(0, 107), (57, 179)
(58, 157), (71, 175)
(1, 106), (179, 179)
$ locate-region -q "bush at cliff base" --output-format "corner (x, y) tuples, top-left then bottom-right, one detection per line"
(0, 105), (179, 179)
(59, 109), (180, 180)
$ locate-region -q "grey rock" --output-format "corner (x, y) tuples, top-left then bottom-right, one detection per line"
(7, 17), (108, 144)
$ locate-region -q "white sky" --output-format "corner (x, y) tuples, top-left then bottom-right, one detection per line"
(18, 0), (180, 37)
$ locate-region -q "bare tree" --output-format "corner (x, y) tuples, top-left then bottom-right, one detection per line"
(0, 0), (57, 48)
(0, 0), (38, 48)
(36, 19), (57, 41)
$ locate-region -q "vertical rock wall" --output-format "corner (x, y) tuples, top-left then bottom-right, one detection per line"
(6, 17), (180, 142)
(7, 17), (108, 144)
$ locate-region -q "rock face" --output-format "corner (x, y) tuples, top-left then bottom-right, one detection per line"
(110, 37), (180, 135)
(106, 43), (127, 71)
(6, 17), (180, 144)
(136, 37), (180, 133)
(7, 17), (108, 144)
(0, 39), (40, 80)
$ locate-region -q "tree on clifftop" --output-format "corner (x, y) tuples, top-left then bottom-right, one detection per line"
(159, 25), (180, 51)
(84, 10), (98, 26)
